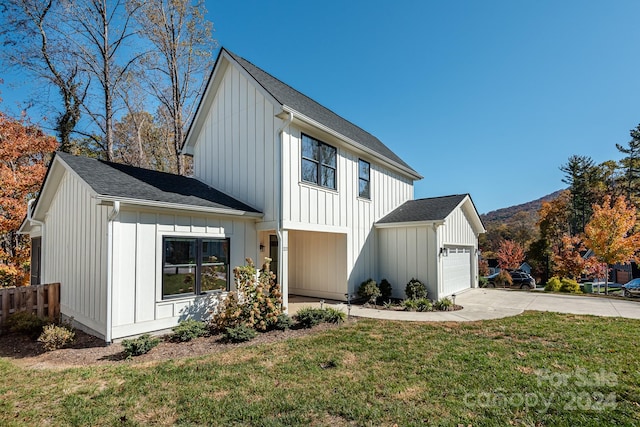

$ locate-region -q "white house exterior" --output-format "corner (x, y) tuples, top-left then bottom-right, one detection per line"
(376, 195), (485, 300)
(21, 47), (484, 341)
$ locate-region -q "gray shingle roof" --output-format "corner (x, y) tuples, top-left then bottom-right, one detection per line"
(377, 194), (468, 224)
(223, 48), (419, 176)
(56, 152), (260, 213)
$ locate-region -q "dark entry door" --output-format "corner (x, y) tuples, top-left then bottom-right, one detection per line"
(31, 237), (41, 286)
(269, 235), (278, 283)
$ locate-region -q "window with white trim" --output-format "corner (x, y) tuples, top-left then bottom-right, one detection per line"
(358, 159), (370, 199)
(301, 134), (336, 189)
(162, 237), (229, 298)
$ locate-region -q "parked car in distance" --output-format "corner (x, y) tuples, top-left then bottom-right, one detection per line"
(484, 270), (536, 290)
(622, 278), (640, 297)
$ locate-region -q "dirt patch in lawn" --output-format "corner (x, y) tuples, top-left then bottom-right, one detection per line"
(0, 322), (346, 370)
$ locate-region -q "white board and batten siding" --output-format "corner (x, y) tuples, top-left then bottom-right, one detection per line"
(282, 125), (414, 296)
(438, 204), (479, 297)
(110, 208), (258, 340)
(191, 62), (278, 225)
(378, 202), (480, 301)
(41, 171), (110, 338)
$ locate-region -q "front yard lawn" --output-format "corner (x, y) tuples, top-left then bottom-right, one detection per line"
(1, 311), (639, 426)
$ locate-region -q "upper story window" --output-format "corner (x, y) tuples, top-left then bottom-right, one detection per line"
(162, 237), (230, 299)
(358, 159), (370, 199)
(301, 134), (336, 190)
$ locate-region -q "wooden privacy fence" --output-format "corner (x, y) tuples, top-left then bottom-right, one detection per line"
(0, 282), (60, 325)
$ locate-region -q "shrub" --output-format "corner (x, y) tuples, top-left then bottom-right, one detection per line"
(211, 258), (284, 332)
(5, 311), (46, 338)
(434, 297), (453, 311)
(358, 279), (381, 305)
(293, 307), (345, 328)
(405, 278), (427, 300)
(479, 277), (489, 288)
(271, 313), (294, 331)
(415, 298), (433, 312)
(323, 307), (346, 324)
(172, 319), (208, 342)
(223, 324), (257, 343)
(560, 278), (581, 293)
(494, 270), (513, 287)
(121, 334), (160, 357)
(402, 299), (418, 311)
(544, 277), (562, 292)
(38, 324), (75, 351)
(378, 279), (393, 302)
(294, 307), (329, 328)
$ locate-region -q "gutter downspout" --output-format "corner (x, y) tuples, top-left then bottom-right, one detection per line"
(27, 199), (45, 284)
(277, 111), (294, 310)
(106, 201), (120, 343)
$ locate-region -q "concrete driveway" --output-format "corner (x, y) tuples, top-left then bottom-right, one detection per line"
(289, 289), (640, 322)
(458, 288), (640, 319)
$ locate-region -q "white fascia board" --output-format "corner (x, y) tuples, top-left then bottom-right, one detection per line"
(95, 196), (263, 219)
(375, 220), (445, 229)
(453, 195), (486, 234)
(30, 155), (99, 221)
(281, 105), (423, 181)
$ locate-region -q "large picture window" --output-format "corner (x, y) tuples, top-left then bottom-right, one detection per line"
(162, 237), (229, 298)
(301, 134), (337, 189)
(358, 159), (370, 199)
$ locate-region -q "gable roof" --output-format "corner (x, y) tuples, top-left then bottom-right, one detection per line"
(40, 152), (261, 215)
(185, 47), (421, 179)
(377, 194), (469, 224)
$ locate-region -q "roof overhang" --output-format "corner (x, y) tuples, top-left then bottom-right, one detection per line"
(95, 196), (263, 219)
(280, 106), (423, 181)
(456, 195), (486, 235)
(375, 220), (445, 229)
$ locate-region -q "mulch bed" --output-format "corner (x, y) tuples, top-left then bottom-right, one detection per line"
(0, 322), (346, 370)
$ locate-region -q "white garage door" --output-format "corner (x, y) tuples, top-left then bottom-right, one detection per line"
(442, 247), (472, 296)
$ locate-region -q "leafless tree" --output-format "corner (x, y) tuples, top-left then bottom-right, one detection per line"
(130, 0), (216, 175)
(1, 0), (87, 152)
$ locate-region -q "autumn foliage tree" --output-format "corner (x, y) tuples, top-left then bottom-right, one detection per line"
(496, 239), (525, 270)
(0, 111), (57, 286)
(553, 234), (588, 279)
(584, 195), (640, 294)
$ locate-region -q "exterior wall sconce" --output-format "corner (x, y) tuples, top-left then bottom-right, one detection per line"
(440, 247), (448, 257)
(259, 243), (265, 252)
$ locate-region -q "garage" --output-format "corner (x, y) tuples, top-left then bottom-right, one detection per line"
(442, 247), (472, 296)
(376, 194), (485, 301)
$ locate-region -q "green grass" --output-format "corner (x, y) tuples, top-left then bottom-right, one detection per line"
(1, 312), (639, 426)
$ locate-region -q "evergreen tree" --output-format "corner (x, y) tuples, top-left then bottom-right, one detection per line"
(616, 123), (640, 208)
(560, 155), (600, 234)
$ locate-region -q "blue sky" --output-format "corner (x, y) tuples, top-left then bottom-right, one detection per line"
(3, 0), (640, 214)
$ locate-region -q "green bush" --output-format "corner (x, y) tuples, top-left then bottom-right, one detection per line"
(402, 299), (418, 311)
(378, 279), (393, 302)
(171, 319), (208, 342)
(434, 297), (453, 311)
(271, 313), (294, 331)
(358, 279), (381, 305)
(293, 307), (345, 328)
(415, 298), (433, 312)
(38, 324), (75, 351)
(405, 278), (427, 300)
(544, 277), (562, 292)
(322, 307), (346, 324)
(560, 278), (581, 293)
(121, 334), (160, 357)
(479, 277), (489, 288)
(5, 311), (46, 338)
(223, 324), (257, 343)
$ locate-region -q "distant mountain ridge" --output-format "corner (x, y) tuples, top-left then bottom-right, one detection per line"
(481, 190), (565, 226)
